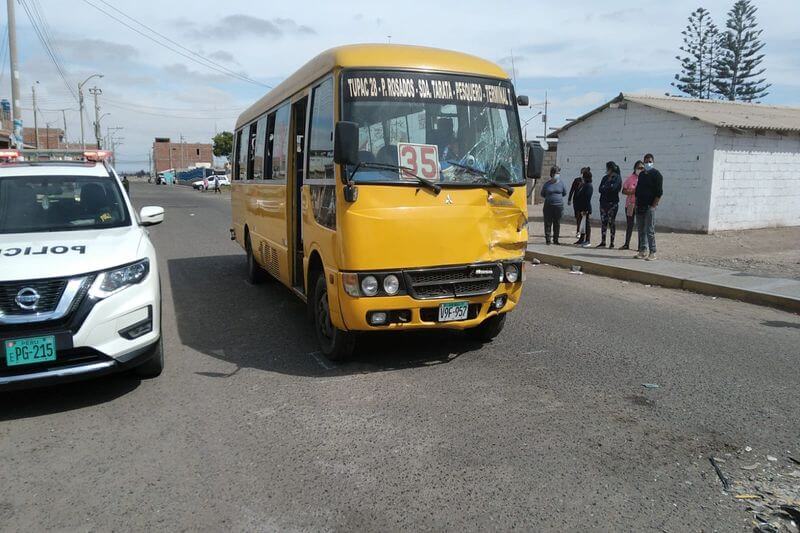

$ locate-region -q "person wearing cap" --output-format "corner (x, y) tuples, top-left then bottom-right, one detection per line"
(540, 165), (567, 245)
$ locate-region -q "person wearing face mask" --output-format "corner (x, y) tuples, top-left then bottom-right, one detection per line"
(597, 161), (622, 248)
(634, 153), (664, 260)
(540, 165), (567, 245)
(620, 160), (643, 250)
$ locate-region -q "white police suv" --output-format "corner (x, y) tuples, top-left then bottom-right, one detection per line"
(0, 150), (164, 389)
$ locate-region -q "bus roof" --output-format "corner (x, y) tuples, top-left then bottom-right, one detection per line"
(236, 44), (511, 128)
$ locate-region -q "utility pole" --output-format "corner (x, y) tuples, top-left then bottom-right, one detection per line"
(180, 134), (185, 170)
(32, 82), (40, 148)
(89, 86), (102, 149)
(543, 91), (548, 141)
(61, 109), (68, 147)
(106, 126), (123, 166)
(45, 122), (52, 149)
(7, 0), (23, 147)
(78, 73), (103, 149)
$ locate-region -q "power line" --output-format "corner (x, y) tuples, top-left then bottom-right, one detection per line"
(102, 100), (240, 120)
(80, 0), (271, 88)
(18, 0), (79, 102)
(102, 96), (245, 112)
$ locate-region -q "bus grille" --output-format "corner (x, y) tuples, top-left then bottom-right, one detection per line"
(0, 279), (67, 315)
(404, 264), (501, 300)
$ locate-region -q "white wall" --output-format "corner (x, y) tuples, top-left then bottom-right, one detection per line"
(709, 131), (800, 231)
(557, 102), (717, 231)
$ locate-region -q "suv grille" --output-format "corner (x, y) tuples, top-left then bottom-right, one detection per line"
(404, 264), (501, 300)
(0, 279), (68, 315)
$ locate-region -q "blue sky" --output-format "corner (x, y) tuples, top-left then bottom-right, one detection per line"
(2, 0), (798, 170)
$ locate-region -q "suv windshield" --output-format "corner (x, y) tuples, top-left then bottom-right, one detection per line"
(343, 70), (524, 186)
(0, 174), (130, 234)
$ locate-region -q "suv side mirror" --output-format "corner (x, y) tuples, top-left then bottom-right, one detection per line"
(334, 121), (359, 168)
(526, 144), (544, 180)
(139, 206), (164, 226)
(516, 95), (529, 106)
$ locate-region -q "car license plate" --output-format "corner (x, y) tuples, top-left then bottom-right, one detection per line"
(438, 301), (469, 322)
(4, 335), (57, 367)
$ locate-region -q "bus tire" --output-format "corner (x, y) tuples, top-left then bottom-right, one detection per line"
(313, 273), (355, 361)
(465, 314), (507, 342)
(245, 235), (267, 284)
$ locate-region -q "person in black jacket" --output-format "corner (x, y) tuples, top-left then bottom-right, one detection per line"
(597, 161), (622, 248)
(573, 168), (593, 247)
(567, 167), (586, 238)
(634, 153), (664, 260)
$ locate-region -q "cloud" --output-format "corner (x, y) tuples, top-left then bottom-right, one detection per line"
(192, 15), (315, 39)
(55, 37), (138, 63)
(207, 50), (238, 64)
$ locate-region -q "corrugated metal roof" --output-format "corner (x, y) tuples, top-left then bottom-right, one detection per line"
(552, 93), (800, 137)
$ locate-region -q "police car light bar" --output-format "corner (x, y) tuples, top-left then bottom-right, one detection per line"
(83, 150), (112, 162)
(0, 149), (20, 160)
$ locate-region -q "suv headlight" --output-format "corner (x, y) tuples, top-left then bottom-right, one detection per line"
(89, 259), (150, 299)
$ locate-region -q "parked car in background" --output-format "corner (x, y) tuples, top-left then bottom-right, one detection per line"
(193, 175), (230, 190)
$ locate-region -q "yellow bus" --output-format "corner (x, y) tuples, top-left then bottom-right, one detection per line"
(231, 44), (542, 359)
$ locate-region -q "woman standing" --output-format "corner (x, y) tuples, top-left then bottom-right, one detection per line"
(620, 161), (643, 250)
(568, 167), (586, 238)
(573, 168), (593, 247)
(597, 161), (622, 248)
(540, 165), (567, 245)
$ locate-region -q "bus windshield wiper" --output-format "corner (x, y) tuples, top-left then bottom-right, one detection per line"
(350, 162), (441, 194)
(445, 160), (513, 195)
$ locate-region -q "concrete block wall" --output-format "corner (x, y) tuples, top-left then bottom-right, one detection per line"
(709, 130), (800, 231)
(557, 102), (716, 231)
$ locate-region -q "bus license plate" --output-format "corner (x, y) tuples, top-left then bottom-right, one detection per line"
(4, 335), (57, 366)
(438, 301), (469, 322)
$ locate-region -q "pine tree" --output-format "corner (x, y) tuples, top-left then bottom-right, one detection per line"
(714, 0), (771, 101)
(673, 8), (719, 99)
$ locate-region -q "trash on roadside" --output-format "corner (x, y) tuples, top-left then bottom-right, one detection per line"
(711, 296), (718, 300)
(735, 494), (762, 500)
(709, 456), (731, 491)
(746, 446), (753, 452)
(642, 383), (660, 389)
(741, 463), (761, 470)
(645, 284), (652, 288)
(570, 264), (582, 273)
(530, 257), (541, 265)
(767, 455), (778, 462)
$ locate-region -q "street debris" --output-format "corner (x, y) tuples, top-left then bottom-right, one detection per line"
(569, 264), (582, 274)
(709, 456), (731, 491)
(735, 494), (761, 500)
(789, 456), (800, 466)
(530, 257), (541, 265)
(741, 463), (761, 470)
(768, 455), (779, 462)
(642, 383), (660, 389)
(746, 446), (753, 452)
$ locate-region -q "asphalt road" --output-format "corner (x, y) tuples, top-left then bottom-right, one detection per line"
(1, 182), (798, 531)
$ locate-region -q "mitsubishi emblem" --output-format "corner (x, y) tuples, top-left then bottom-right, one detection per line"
(445, 194), (453, 205)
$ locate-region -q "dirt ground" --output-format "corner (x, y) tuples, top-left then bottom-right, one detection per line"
(528, 204), (800, 279)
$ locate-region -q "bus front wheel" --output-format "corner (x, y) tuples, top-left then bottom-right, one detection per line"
(465, 314), (507, 342)
(313, 273), (355, 361)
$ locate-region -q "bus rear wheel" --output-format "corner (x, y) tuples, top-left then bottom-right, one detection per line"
(245, 235), (267, 284)
(465, 314), (507, 342)
(313, 273), (355, 361)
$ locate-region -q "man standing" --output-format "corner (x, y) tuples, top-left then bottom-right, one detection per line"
(540, 165), (567, 245)
(213, 175), (221, 194)
(634, 153), (663, 260)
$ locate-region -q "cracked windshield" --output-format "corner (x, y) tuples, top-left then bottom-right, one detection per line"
(343, 71), (524, 185)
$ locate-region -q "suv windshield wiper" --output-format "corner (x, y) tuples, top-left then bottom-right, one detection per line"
(444, 160), (513, 195)
(350, 162), (441, 194)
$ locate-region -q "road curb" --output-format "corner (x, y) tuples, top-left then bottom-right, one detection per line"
(525, 250), (800, 313)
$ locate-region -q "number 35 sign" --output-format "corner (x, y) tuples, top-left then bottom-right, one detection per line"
(397, 143), (439, 181)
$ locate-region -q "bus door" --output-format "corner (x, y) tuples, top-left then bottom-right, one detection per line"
(290, 96), (308, 291)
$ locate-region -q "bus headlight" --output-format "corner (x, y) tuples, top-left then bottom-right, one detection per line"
(504, 263), (520, 283)
(361, 275), (379, 296)
(383, 274), (400, 295)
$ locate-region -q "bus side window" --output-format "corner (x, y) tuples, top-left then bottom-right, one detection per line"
(265, 112), (276, 178)
(271, 104), (291, 180)
(253, 116), (267, 180)
(233, 130), (242, 180)
(308, 78), (334, 181)
(237, 129), (248, 181)
(247, 122), (257, 180)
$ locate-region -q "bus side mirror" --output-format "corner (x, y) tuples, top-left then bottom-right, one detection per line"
(526, 144), (544, 179)
(516, 95), (529, 106)
(334, 121), (359, 167)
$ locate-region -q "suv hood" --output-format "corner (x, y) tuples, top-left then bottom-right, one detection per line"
(0, 226), (143, 282)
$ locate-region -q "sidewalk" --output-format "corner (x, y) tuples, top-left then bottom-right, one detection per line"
(525, 244), (800, 313)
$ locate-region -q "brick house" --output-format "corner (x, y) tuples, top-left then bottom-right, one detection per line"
(152, 137), (213, 173)
(22, 127), (65, 149)
(552, 94), (800, 232)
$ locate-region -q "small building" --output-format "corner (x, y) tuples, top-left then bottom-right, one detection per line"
(552, 94), (800, 232)
(152, 137), (213, 173)
(22, 127), (65, 149)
